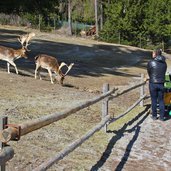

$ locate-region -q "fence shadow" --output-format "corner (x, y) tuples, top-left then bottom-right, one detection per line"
(90, 105), (150, 171)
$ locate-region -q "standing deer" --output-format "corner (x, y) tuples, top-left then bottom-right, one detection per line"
(34, 54), (74, 85)
(0, 45), (28, 74)
(0, 33), (35, 74)
(18, 32), (35, 51)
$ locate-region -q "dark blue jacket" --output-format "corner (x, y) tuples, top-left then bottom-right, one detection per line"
(147, 55), (167, 83)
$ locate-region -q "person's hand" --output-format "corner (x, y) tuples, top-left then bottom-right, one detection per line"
(144, 77), (149, 82)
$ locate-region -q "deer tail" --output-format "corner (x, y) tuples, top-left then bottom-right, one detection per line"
(34, 55), (41, 62)
(35, 55), (40, 61)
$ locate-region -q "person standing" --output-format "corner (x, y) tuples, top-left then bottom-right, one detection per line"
(146, 49), (167, 121)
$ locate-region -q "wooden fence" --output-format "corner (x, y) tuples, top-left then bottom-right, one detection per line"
(0, 74), (149, 171)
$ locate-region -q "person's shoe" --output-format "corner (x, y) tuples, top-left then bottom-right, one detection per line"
(159, 117), (165, 121)
(151, 116), (158, 120)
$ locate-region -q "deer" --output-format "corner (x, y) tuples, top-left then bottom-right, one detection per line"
(0, 44), (29, 75)
(18, 32), (35, 51)
(34, 54), (74, 85)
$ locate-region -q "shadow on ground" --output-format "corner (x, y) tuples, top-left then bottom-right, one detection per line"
(90, 105), (150, 171)
(0, 28), (151, 79)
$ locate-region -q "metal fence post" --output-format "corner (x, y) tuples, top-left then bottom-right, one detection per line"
(140, 73), (145, 107)
(0, 116), (8, 171)
(102, 83), (109, 132)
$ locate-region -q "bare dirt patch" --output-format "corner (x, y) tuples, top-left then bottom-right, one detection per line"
(0, 25), (171, 171)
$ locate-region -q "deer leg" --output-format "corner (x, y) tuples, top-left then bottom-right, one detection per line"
(34, 63), (42, 80)
(8, 61), (18, 74)
(35, 64), (42, 80)
(35, 64), (39, 79)
(38, 70), (42, 80)
(7, 62), (10, 74)
(47, 69), (54, 84)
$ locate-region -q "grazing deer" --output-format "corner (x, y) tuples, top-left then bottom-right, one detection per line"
(0, 45), (28, 74)
(18, 32), (35, 51)
(35, 54), (74, 85)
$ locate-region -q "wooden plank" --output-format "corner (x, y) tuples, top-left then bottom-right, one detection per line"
(0, 81), (146, 143)
(0, 117), (8, 171)
(33, 115), (110, 171)
(109, 94), (147, 123)
(0, 146), (14, 165)
(109, 81), (146, 100)
(140, 74), (145, 107)
(102, 83), (109, 132)
(102, 83), (109, 119)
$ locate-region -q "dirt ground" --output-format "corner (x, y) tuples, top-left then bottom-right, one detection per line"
(0, 25), (171, 171)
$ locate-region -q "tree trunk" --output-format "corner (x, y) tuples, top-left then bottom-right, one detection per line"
(100, 1), (103, 30)
(68, 0), (72, 35)
(95, 0), (99, 36)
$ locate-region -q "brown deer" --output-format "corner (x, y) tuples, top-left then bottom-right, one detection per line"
(0, 44), (28, 74)
(0, 32), (34, 74)
(35, 54), (74, 85)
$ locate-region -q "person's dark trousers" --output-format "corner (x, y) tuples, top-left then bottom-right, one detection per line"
(149, 82), (165, 119)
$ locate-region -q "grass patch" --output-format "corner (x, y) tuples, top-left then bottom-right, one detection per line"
(107, 106), (147, 131)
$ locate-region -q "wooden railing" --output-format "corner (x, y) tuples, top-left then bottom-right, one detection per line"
(0, 74), (149, 171)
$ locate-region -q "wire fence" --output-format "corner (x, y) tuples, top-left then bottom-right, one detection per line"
(0, 13), (93, 35)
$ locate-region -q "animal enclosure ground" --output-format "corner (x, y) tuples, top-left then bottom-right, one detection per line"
(0, 25), (171, 171)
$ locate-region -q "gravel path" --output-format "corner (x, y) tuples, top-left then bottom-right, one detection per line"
(91, 106), (171, 171)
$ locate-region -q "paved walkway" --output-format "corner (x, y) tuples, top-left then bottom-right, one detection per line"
(91, 106), (171, 171)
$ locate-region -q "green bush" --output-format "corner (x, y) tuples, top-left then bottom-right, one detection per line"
(21, 13), (38, 28)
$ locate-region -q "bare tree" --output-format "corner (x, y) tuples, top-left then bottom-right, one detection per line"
(68, 0), (72, 35)
(95, 0), (99, 36)
(100, 0), (103, 30)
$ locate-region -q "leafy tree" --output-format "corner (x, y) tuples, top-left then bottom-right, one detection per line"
(100, 0), (171, 48)
(100, 0), (147, 45)
(143, 0), (171, 45)
(1, 0), (171, 49)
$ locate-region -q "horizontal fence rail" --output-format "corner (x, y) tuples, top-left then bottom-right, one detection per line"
(0, 88), (117, 143)
(0, 146), (14, 165)
(33, 80), (147, 171)
(33, 116), (110, 171)
(109, 81), (146, 100)
(0, 76), (148, 170)
(109, 94), (147, 123)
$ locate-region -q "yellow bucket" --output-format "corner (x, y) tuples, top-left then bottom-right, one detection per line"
(164, 92), (171, 105)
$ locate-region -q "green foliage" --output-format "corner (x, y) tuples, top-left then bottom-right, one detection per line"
(20, 13), (38, 27)
(82, 0), (95, 24)
(143, 0), (171, 44)
(0, 0), (171, 49)
(0, 14), (10, 25)
(101, 0), (146, 46)
(59, 0), (95, 24)
(101, 0), (171, 48)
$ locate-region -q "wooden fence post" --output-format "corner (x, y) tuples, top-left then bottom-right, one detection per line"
(102, 83), (109, 132)
(0, 116), (8, 171)
(140, 73), (145, 107)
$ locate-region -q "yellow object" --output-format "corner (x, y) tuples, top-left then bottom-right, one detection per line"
(164, 92), (171, 105)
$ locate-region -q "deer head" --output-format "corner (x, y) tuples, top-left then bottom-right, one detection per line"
(58, 62), (74, 85)
(20, 47), (28, 59)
